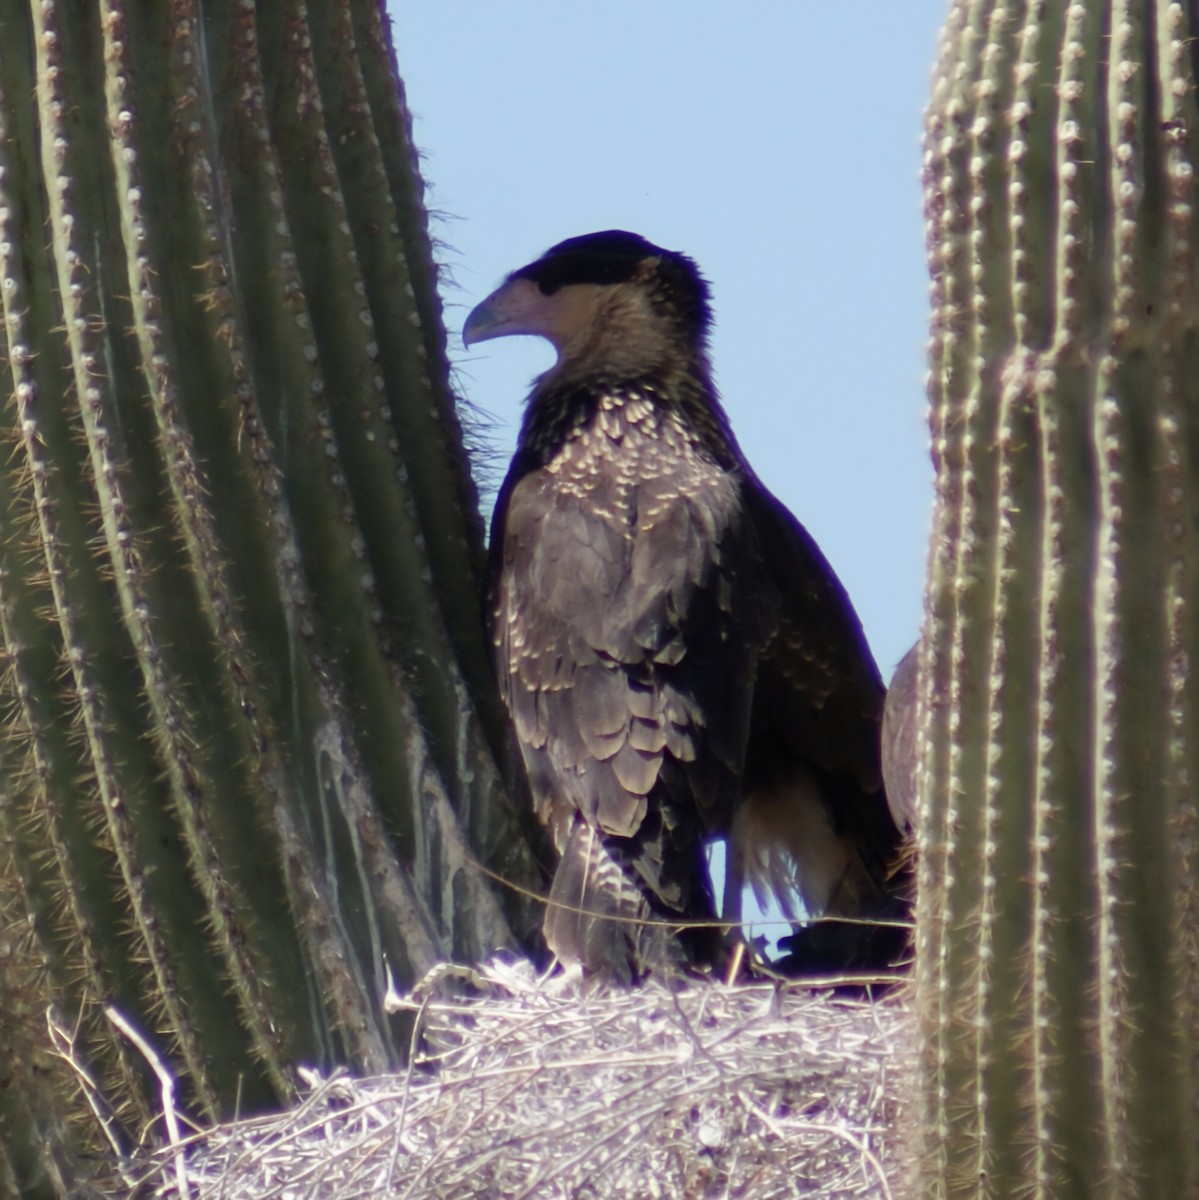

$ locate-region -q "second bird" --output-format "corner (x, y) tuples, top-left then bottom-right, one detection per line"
(465, 231), (907, 982)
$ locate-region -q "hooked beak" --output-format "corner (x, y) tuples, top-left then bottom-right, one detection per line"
(463, 277), (564, 349)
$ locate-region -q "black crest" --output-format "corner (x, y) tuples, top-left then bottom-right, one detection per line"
(512, 230), (713, 339)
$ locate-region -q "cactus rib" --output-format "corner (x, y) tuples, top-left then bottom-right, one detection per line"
(920, 3), (1199, 1195)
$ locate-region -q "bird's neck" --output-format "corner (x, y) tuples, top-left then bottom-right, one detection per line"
(517, 362), (741, 471)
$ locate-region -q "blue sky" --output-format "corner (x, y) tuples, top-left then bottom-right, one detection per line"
(389, 3), (947, 685)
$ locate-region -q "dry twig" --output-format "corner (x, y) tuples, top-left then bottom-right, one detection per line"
(93, 959), (914, 1198)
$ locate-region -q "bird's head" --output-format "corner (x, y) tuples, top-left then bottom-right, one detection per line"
(463, 231), (713, 384)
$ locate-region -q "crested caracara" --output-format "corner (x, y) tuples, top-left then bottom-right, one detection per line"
(465, 231), (908, 981)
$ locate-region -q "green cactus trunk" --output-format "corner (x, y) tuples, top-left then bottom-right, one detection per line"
(918, 2), (1199, 1196)
(0, 0), (541, 1191)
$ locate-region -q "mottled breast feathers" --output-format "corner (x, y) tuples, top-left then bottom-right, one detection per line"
(490, 379), (767, 849)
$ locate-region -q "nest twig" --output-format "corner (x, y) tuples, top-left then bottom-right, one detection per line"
(110, 959), (915, 1198)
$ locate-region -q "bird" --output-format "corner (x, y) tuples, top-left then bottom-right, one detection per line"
(464, 231), (908, 982)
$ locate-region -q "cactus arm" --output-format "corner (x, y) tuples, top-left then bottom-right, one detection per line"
(350, 0), (500, 650)
(1, 0), (544, 1183)
(921, 3), (1199, 1195)
(307, 2), (536, 906)
(98, 0), (311, 1100)
(199, 0), (468, 998)
(153, 0), (443, 1060)
(1156, 2), (1199, 1155)
(254, 1), (537, 928)
(0, 5), (158, 1131)
(1090, 7), (1137, 1186)
(1099, 5), (1199, 1190)
(917, 1), (981, 1179)
(31, 0), (293, 1115)
(348, 8), (541, 920)
(964, 7), (1045, 1191)
(209, 0), (537, 960)
(162, 0), (410, 1069)
(1028, 5), (1109, 1191)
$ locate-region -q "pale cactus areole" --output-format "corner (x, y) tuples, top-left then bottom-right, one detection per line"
(0, 1), (542, 1193)
(916, 3), (1199, 1198)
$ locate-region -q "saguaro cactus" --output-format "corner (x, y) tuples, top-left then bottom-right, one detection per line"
(0, 0), (541, 1192)
(918, 2), (1199, 1196)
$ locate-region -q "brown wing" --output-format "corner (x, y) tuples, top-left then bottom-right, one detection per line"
(731, 476), (906, 927)
(742, 481), (885, 787)
(486, 440), (770, 975)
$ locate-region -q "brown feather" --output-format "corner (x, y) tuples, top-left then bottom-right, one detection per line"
(479, 232), (908, 981)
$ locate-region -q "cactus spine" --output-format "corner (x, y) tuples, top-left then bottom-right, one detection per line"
(919, 2), (1199, 1196)
(0, 0), (541, 1191)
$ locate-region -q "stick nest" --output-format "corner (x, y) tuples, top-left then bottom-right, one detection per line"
(127, 959), (915, 1198)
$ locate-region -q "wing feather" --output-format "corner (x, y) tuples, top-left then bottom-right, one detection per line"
(489, 392), (908, 979)
(487, 426), (767, 977)
(732, 475), (907, 927)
